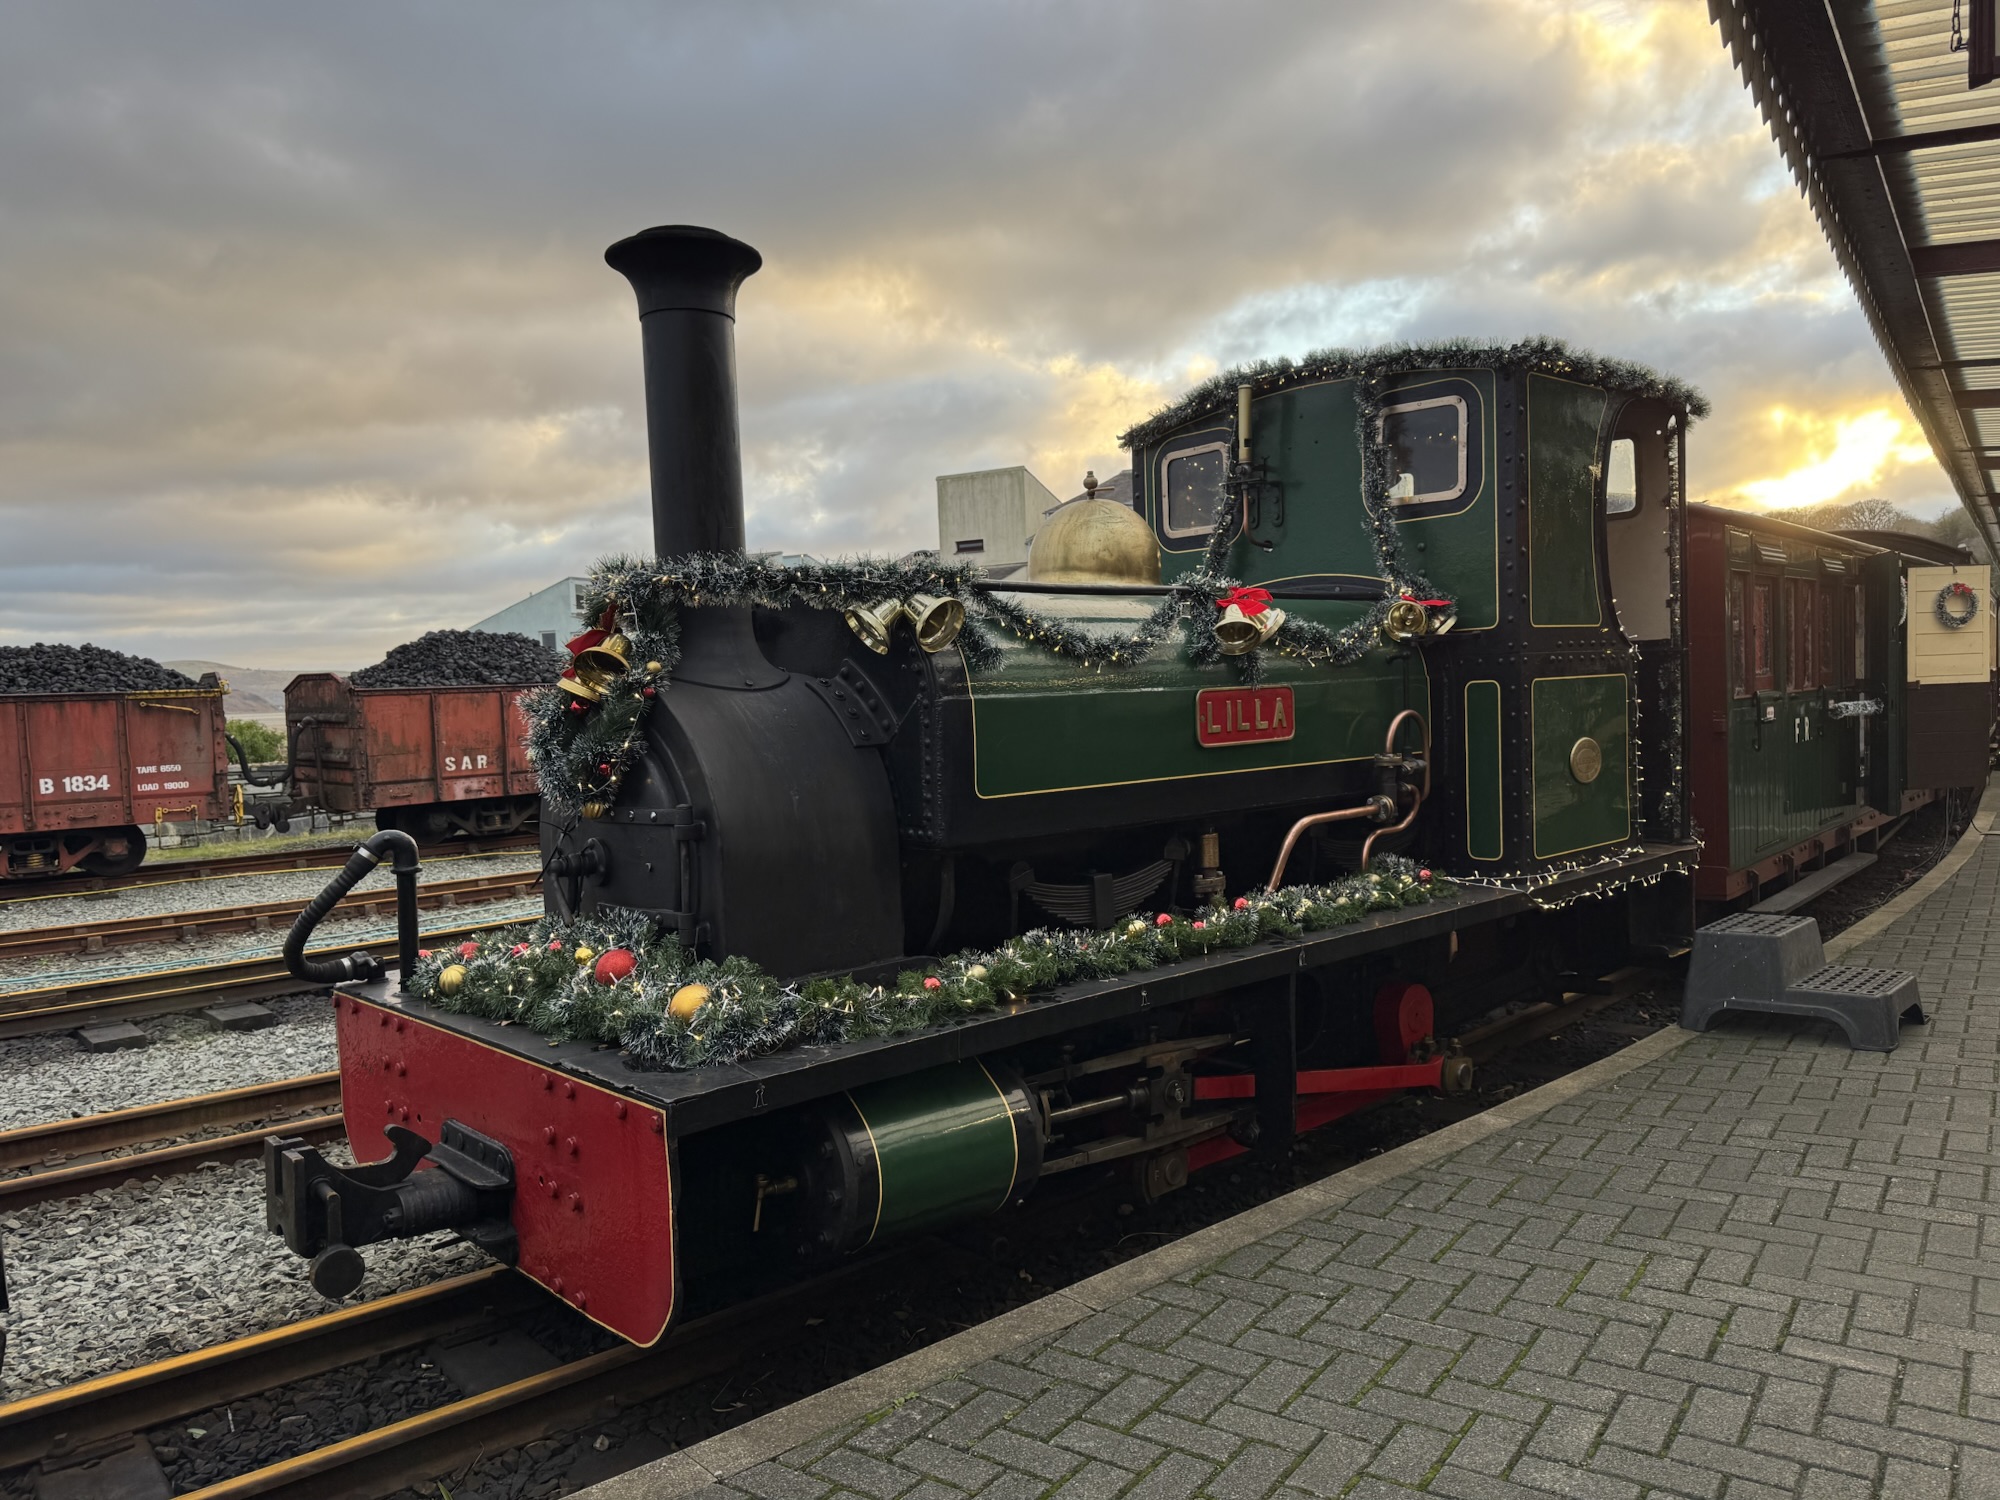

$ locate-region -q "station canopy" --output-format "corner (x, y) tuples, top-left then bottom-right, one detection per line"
(1714, 0), (2000, 553)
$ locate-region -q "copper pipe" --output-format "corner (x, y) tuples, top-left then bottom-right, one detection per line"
(1360, 710), (1431, 871)
(1264, 710), (1430, 891)
(1263, 804), (1380, 892)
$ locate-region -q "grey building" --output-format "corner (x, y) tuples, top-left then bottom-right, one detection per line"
(471, 577), (591, 651)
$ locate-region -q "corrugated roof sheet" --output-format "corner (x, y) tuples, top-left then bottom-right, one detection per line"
(1715, 0), (2000, 551)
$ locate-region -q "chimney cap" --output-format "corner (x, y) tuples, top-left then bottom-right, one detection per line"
(605, 225), (762, 319)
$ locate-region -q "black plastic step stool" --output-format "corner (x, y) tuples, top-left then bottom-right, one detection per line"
(1681, 912), (1925, 1052)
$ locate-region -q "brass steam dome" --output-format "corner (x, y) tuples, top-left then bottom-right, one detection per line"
(1025, 499), (1161, 585)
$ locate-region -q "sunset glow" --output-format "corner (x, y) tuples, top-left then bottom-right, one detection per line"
(1734, 407), (1935, 511)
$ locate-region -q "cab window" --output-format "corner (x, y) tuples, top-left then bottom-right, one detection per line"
(1605, 437), (1637, 515)
(1379, 396), (1467, 505)
(1160, 442), (1228, 538)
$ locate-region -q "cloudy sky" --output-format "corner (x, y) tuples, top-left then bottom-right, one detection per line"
(0, 1), (1957, 667)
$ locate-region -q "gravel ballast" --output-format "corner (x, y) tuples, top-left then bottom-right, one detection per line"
(0, 894), (545, 994)
(0, 992), (337, 1131)
(0, 1157), (489, 1399)
(0, 643), (197, 694)
(0, 851), (542, 936)
(350, 630), (562, 688)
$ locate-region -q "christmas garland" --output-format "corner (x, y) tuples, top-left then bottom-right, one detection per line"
(406, 856), (1451, 1071)
(1935, 580), (1980, 629)
(1116, 334), (1709, 451)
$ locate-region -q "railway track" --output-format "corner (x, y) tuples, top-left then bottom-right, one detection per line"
(1, 1254), (895, 1499)
(0, 869), (542, 960)
(0, 915), (526, 1041)
(0, 1074), (345, 1209)
(0, 832), (540, 904)
(0, 964), (1678, 1497)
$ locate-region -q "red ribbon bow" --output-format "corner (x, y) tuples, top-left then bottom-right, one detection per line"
(1218, 586), (1274, 617)
(1398, 591), (1450, 608)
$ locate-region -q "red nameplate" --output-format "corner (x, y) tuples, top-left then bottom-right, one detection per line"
(1195, 685), (1296, 747)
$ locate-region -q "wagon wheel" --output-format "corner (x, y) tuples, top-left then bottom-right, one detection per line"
(78, 825), (147, 876)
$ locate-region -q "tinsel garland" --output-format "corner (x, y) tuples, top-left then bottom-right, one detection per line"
(406, 856), (1451, 1071)
(1117, 335), (1710, 452)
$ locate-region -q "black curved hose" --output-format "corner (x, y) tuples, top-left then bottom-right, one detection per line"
(225, 733), (291, 787)
(284, 829), (423, 992)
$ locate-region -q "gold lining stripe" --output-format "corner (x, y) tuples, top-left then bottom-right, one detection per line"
(1525, 373), (1607, 630)
(846, 1089), (887, 1249)
(1463, 679), (1504, 862)
(1528, 673), (1630, 859)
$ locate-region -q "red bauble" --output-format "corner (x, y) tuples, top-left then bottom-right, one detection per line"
(547, 938), (563, 952)
(1418, 869), (1433, 882)
(457, 941), (479, 960)
(1192, 920), (1207, 930)
(642, 686), (657, 698)
(417, 949), (432, 959)
(568, 700), (589, 715)
(593, 947), (638, 985)
(1154, 912), (1172, 927)
(923, 976), (942, 991)
(510, 943), (531, 958)
(1232, 897), (1249, 910)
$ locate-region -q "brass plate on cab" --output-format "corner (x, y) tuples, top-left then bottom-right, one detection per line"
(1569, 736), (1603, 784)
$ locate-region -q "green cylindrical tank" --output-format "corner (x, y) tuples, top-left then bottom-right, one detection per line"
(794, 1059), (1042, 1258)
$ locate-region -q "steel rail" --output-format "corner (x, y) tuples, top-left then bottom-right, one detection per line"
(170, 1254), (903, 1500)
(0, 871), (541, 959)
(0, 1269), (525, 1472)
(0, 833), (540, 903)
(0, 1074), (348, 1208)
(1453, 965), (1661, 1063)
(0, 917), (524, 1040)
(0, 1074), (341, 1171)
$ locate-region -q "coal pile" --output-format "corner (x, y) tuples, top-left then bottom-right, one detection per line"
(0, 643), (197, 695)
(349, 630), (563, 688)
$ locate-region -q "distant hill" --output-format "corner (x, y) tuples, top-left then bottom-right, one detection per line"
(165, 660), (342, 721)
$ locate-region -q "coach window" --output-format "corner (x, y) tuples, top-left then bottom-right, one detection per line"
(1379, 396), (1467, 505)
(1786, 578), (1816, 690)
(1160, 442), (1228, 539)
(1729, 573), (1748, 696)
(1751, 577), (1776, 691)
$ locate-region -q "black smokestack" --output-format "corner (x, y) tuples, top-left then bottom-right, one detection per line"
(604, 226), (763, 559)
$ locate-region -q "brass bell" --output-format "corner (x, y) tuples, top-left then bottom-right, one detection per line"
(1216, 603), (1286, 656)
(572, 632), (633, 689)
(844, 598), (907, 655)
(1212, 604), (1254, 656)
(1382, 599), (1429, 642)
(905, 594), (965, 653)
(557, 674), (605, 704)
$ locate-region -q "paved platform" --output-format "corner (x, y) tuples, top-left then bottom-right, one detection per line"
(586, 791), (2000, 1500)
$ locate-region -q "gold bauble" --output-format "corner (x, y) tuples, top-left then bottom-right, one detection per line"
(438, 964), (468, 996)
(645, 660), (663, 674)
(574, 945), (596, 966)
(670, 982), (711, 1023)
(966, 964), (989, 981)
(1026, 499), (1161, 585)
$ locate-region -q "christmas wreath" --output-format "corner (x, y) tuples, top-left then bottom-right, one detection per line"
(408, 857), (1451, 1071)
(1935, 580), (1980, 630)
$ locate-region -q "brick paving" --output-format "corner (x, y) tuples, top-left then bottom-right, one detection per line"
(676, 836), (2000, 1500)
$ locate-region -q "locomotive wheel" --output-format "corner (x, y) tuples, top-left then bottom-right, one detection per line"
(79, 826), (146, 876)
